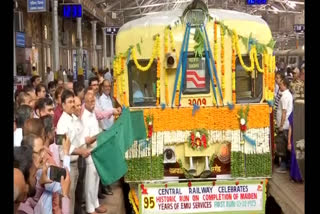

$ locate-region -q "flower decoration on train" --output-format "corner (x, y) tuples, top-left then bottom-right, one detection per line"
(188, 129), (209, 150)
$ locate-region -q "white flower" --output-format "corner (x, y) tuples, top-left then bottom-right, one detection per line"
(148, 121), (152, 125)
(240, 118), (246, 125)
(196, 132), (201, 138)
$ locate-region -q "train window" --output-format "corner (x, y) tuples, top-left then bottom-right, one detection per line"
(183, 52), (210, 94)
(235, 55), (263, 103)
(128, 59), (157, 107)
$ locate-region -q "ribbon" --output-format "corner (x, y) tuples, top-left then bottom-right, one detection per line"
(243, 134), (256, 147)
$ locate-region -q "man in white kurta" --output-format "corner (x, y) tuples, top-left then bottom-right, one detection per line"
(57, 90), (91, 214)
(82, 93), (107, 214)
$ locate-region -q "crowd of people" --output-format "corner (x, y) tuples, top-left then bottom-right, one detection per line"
(274, 62), (305, 182)
(14, 67), (120, 214)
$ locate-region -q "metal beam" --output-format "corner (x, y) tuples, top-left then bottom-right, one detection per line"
(103, 1), (121, 12)
(122, 0), (192, 11)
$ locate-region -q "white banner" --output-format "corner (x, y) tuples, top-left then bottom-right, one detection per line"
(139, 181), (265, 214)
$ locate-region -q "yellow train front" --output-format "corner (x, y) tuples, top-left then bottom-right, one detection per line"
(113, 8), (275, 182)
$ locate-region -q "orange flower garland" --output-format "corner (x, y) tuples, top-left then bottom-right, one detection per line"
(143, 105), (270, 132)
(231, 33), (236, 103)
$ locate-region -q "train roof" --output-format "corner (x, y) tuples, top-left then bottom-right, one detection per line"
(119, 9), (269, 33)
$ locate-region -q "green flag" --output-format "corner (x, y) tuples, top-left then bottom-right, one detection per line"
(91, 107), (146, 185)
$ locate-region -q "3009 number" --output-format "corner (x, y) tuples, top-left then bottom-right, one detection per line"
(188, 98), (207, 106)
(143, 196), (155, 209)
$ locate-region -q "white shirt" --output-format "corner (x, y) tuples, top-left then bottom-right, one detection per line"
(276, 89), (293, 130)
(98, 93), (114, 130)
(56, 112), (85, 162)
(81, 108), (100, 164)
(14, 128), (23, 147)
(47, 71), (54, 83)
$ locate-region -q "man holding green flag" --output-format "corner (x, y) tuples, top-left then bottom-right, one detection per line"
(91, 107), (146, 186)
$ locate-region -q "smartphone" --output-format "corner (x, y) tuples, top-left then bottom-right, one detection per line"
(55, 134), (65, 145)
(49, 166), (67, 182)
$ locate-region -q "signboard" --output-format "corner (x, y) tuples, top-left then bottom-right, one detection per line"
(139, 180), (266, 214)
(62, 4), (82, 18)
(246, 0), (267, 5)
(105, 27), (120, 35)
(184, 57), (209, 94)
(27, 0), (47, 13)
(16, 32), (25, 48)
(294, 24), (305, 33)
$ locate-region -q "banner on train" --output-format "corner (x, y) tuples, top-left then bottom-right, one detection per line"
(139, 180), (266, 214)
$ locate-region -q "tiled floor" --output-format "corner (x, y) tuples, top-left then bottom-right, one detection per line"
(80, 181), (126, 214)
(268, 170), (304, 214)
(98, 181), (126, 214)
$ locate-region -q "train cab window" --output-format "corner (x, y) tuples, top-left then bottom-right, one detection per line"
(128, 59), (157, 106)
(235, 55), (263, 103)
(183, 52), (210, 94)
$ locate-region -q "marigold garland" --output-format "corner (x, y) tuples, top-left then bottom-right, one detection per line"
(132, 35), (160, 72)
(233, 30), (255, 72)
(263, 53), (269, 101)
(130, 188), (139, 209)
(164, 28), (169, 53)
(129, 189), (139, 214)
(143, 105), (270, 132)
(169, 28), (176, 52)
(220, 23), (225, 98)
(214, 21), (219, 105)
(252, 46), (264, 73)
(156, 35), (161, 106)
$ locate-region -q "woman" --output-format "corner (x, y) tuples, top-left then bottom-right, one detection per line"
(288, 112), (303, 182)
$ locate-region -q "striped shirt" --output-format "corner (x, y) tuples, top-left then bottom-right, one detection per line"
(273, 90), (282, 127)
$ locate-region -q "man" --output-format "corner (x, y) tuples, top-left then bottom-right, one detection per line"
(274, 72), (285, 129)
(300, 63), (305, 82)
(74, 82), (85, 102)
(14, 105), (33, 147)
(57, 65), (64, 82)
(65, 81), (74, 92)
(73, 96), (88, 214)
(82, 92), (107, 214)
(99, 79), (121, 131)
(16, 136), (72, 214)
(276, 78), (293, 173)
(35, 98), (54, 118)
(67, 68), (73, 81)
(53, 86), (64, 127)
(16, 92), (33, 109)
(98, 80), (122, 196)
(87, 77), (120, 120)
(24, 86), (38, 110)
(46, 67), (54, 85)
(30, 75), (41, 90)
(48, 81), (56, 104)
(14, 144), (37, 207)
(35, 83), (47, 99)
(57, 79), (64, 88)
(31, 66), (37, 76)
(290, 67), (304, 101)
(57, 89), (92, 214)
(104, 68), (112, 84)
